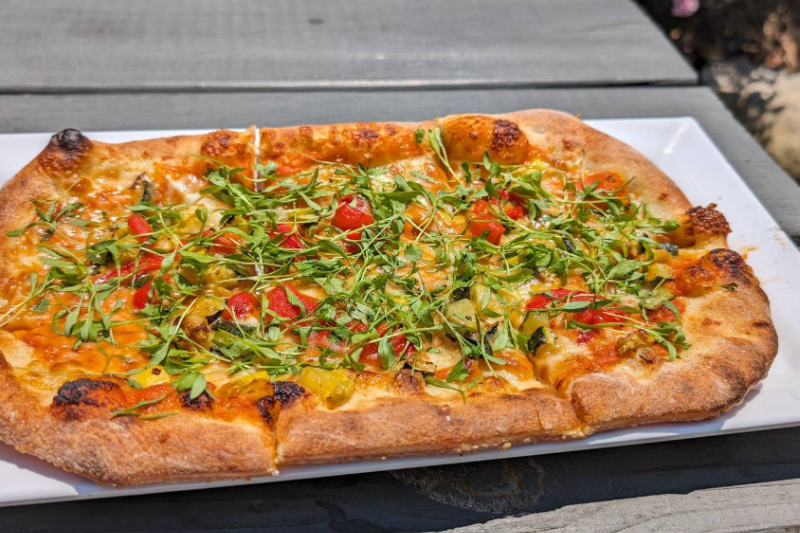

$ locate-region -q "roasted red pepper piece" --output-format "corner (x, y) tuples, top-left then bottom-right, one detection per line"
(131, 279), (155, 310)
(489, 189), (526, 220)
(209, 234), (240, 256)
(525, 289), (595, 310)
(131, 275), (172, 310)
(468, 200), (506, 245)
(127, 214), (153, 243)
(223, 292), (258, 321)
(573, 307), (627, 325)
(94, 253), (166, 285)
(271, 223), (303, 250)
(344, 231), (362, 253)
(266, 285), (319, 320)
(352, 322), (416, 369)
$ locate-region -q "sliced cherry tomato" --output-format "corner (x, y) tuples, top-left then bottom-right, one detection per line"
(333, 195), (374, 231)
(499, 189), (523, 202)
(547, 288), (573, 299)
(468, 220), (505, 245)
(550, 289), (594, 300)
(223, 292), (257, 321)
(375, 323), (416, 358)
(647, 300), (684, 323)
(471, 199), (492, 217)
(209, 234), (240, 255)
(127, 214), (153, 243)
(389, 331), (415, 358)
(272, 224), (304, 250)
(266, 285), (319, 320)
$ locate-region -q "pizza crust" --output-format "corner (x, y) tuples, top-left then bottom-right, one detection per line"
(0, 350), (276, 486)
(436, 109), (692, 219)
(0, 128), (273, 486)
(570, 249), (778, 433)
(276, 371), (581, 465)
(0, 113), (780, 486)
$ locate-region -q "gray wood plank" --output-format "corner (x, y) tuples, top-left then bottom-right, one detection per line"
(0, 87), (796, 238)
(0, 0), (696, 91)
(4, 427), (800, 532)
(442, 478), (800, 533)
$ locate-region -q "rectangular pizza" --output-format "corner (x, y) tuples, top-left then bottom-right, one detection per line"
(0, 110), (777, 485)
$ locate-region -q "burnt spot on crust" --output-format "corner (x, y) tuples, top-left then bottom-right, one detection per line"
(39, 129), (92, 175)
(272, 381), (306, 405)
(687, 204), (731, 236)
(53, 378), (119, 407)
(439, 115), (529, 165)
(491, 120), (522, 152)
(180, 391), (214, 411)
(358, 128), (380, 142)
(753, 320), (772, 329)
(50, 129), (89, 153)
(254, 396), (275, 424)
(676, 249), (754, 294)
(201, 130), (248, 166)
(52, 379), (124, 421)
(349, 127), (382, 153)
(253, 382), (305, 424)
(707, 248), (754, 283)
(488, 119), (529, 163)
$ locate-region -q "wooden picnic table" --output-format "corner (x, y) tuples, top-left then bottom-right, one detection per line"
(1, 1), (799, 531)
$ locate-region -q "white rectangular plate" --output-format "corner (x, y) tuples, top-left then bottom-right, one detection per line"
(0, 117), (798, 507)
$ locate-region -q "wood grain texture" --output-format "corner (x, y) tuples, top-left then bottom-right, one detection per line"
(0, 0), (696, 91)
(1, 87), (797, 238)
(3, 428), (800, 531)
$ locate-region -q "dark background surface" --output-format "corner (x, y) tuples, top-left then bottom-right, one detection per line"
(1, 1), (799, 531)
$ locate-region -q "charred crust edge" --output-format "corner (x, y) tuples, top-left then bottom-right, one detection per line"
(707, 248), (754, 283)
(255, 396), (275, 423)
(53, 378), (119, 407)
(180, 391), (214, 411)
(491, 119), (524, 153)
(687, 204), (731, 236)
(49, 129), (90, 153)
(272, 381), (306, 405)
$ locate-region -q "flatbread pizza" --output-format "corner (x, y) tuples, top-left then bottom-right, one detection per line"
(0, 110), (777, 485)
